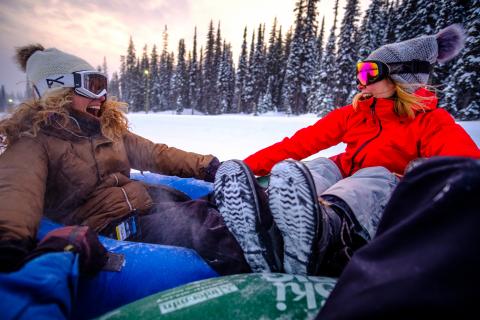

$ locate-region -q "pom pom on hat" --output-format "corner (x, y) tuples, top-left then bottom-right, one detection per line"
(436, 24), (465, 63)
(15, 44), (45, 72)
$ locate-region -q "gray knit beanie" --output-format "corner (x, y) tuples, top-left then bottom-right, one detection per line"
(367, 24), (465, 89)
(15, 44), (95, 97)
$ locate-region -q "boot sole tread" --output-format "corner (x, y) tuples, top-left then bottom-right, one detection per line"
(269, 160), (318, 275)
(214, 160), (271, 272)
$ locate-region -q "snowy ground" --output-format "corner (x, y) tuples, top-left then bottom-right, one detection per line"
(127, 111), (480, 162)
(1, 111), (478, 160)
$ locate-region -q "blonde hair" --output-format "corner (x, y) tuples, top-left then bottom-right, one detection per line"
(0, 89), (129, 148)
(352, 82), (437, 119)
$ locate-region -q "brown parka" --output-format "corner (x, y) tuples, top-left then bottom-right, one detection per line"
(0, 113), (215, 246)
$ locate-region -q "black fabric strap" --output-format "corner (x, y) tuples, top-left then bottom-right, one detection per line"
(388, 60), (433, 74)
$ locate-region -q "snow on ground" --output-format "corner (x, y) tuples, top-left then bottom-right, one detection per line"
(127, 112), (480, 162)
(1, 111), (478, 161)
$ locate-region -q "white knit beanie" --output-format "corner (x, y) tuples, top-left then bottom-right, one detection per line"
(16, 45), (95, 97)
(367, 24), (465, 88)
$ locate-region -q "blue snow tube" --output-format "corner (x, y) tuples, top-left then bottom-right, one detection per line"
(131, 171), (213, 199)
(37, 173), (217, 320)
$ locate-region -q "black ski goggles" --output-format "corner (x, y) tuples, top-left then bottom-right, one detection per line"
(356, 60), (433, 86)
(34, 70), (108, 99)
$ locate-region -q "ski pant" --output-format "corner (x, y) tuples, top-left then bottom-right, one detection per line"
(125, 185), (251, 276)
(317, 157), (480, 319)
(304, 157), (399, 239)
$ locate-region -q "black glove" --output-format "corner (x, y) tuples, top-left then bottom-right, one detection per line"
(204, 157), (221, 182)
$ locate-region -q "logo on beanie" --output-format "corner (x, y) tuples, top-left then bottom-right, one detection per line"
(46, 76), (66, 88)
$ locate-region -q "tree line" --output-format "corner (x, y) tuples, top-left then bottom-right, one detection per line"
(5, 0), (476, 120)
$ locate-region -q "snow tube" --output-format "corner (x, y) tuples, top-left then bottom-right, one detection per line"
(38, 219), (217, 320)
(0, 252), (77, 320)
(97, 273), (337, 319)
(37, 173), (217, 319)
(130, 172), (213, 199)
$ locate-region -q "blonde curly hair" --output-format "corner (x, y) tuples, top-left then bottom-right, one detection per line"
(0, 88), (129, 148)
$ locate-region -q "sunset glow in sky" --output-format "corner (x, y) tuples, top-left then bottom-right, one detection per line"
(0, 0), (368, 94)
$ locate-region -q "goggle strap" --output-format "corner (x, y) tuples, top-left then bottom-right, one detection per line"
(388, 60), (433, 75)
(35, 74), (75, 97)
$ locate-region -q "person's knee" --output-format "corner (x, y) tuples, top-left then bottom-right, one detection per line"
(304, 157), (339, 172)
(353, 166), (398, 183)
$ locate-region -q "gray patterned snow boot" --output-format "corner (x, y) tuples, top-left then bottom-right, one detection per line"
(214, 160), (283, 273)
(269, 160), (369, 276)
(268, 160), (329, 275)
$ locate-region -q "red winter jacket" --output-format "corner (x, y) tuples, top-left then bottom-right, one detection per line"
(244, 89), (480, 177)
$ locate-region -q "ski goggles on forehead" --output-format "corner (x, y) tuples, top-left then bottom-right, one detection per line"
(34, 70), (108, 99)
(356, 60), (433, 86)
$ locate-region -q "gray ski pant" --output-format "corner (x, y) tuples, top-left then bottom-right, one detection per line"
(304, 157), (399, 239)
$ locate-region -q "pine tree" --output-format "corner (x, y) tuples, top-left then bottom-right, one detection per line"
(149, 45), (161, 111)
(203, 20), (217, 114)
(395, 0), (418, 40)
(315, 0), (339, 117)
(277, 27), (293, 112)
(130, 59), (144, 112)
(406, 0), (438, 37)
(217, 42), (235, 113)
(252, 24), (268, 113)
(446, 2), (480, 120)
(108, 72), (121, 99)
(432, 0), (468, 97)
(119, 55), (126, 102)
(198, 47), (205, 113)
(357, 0), (388, 60)
(167, 52), (175, 108)
(175, 39), (189, 114)
(124, 36), (137, 107)
(266, 19), (284, 110)
(334, 0), (360, 107)
(159, 26), (172, 111)
(257, 78), (274, 114)
(273, 26), (285, 109)
(188, 27), (200, 113)
(282, 0), (307, 115)
(317, 17), (325, 63)
(384, 0), (400, 43)
(140, 45), (149, 112)
(243, 30), (256, 114)
(303, 0), (320, 101)
(234, 26), (249, 113)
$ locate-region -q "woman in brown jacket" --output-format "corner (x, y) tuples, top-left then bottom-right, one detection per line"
(0, 45), (250, 275)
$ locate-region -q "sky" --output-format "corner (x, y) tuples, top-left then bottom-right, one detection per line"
(0, 0), (370, 95)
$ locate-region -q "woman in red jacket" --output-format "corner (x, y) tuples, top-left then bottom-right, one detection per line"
(214, 24), (480, 277)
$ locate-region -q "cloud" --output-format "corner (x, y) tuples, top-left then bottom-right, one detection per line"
(0, 0), (306, 93)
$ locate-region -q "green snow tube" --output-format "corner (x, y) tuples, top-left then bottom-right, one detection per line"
(97, 273), (337, 320)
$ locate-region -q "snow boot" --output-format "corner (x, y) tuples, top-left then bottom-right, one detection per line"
(315, 195), (369, 277)
(214, 160), (283, 273)
(268, 160), (326, 275)
(269, 160), (369, 276)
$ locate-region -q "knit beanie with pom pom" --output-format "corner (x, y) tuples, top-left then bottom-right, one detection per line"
(366, 24), (465, 90)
